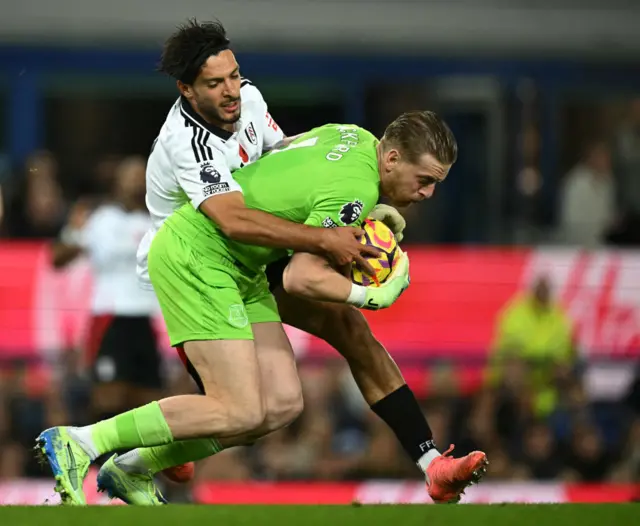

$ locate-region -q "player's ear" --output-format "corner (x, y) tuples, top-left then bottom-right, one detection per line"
(385, 147), (401, 167)
(177, 80), (193, 99)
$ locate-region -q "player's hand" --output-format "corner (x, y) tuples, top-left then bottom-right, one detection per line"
(321, 226), (380, 276)
(368, 204), (406, 242)
(361, 249), (410, 310)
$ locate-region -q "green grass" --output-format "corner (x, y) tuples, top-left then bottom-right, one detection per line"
(0, 504), (638, 526)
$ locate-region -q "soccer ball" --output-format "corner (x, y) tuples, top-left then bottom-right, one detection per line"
(351, 218), (399, 286)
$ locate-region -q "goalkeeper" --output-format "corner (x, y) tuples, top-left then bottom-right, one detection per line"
(37, 112), (486, 506)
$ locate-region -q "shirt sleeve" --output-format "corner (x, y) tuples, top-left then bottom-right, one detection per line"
(241, 81), (285, 151)
(172, 129), (243, 209)
(304, 176), (378, 229)
(262, 108), (285, 151)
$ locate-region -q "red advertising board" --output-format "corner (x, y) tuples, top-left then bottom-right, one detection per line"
(1, 242), (639, 361)
(0, 476), (636, 505)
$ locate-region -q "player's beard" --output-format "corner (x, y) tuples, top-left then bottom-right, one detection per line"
(199, 97), (241, 126)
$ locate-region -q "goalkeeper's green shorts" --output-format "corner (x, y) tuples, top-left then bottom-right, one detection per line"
(148, 222), (280, 347)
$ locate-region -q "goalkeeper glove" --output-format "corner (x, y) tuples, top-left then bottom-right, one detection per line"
(346, 249), (410, 310)
(368, 204), (407, 243)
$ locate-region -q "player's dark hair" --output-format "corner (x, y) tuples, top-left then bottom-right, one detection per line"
(382, 111), (458, 165)
(159, 18), (231, 85)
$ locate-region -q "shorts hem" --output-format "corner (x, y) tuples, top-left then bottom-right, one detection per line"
(170, 332), (255, 347)
(246, 316), (281, 324)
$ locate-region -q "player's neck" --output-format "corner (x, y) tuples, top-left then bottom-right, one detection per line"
(199, 109), (234, 133)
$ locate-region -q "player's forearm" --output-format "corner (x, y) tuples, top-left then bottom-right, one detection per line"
(216, 208), (327, 254)
(282, 253), (352, 303)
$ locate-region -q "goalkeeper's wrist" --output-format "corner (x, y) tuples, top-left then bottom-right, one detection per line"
(346, 283), (367, 308)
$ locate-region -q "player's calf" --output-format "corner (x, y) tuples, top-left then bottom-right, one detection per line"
(324, 304), (405, 402)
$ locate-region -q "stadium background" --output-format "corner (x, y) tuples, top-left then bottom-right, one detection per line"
(0, 0), (638, 505)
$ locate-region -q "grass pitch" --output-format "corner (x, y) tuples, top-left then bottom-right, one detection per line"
(0, 504), (638, 526)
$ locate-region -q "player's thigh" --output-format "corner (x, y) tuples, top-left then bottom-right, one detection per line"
(180, 340), (266, 436)
(251, 321), (303, 425)
(175, 285), (264, 415)
(183, 340), (261, 404)
(243, 273), (302, 425)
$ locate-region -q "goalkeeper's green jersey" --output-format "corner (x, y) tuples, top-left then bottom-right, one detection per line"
(165, 123), (381, 271)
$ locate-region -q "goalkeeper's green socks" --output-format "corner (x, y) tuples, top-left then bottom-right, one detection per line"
(68, 402), (174, 461)
(115, 439), (224, 474)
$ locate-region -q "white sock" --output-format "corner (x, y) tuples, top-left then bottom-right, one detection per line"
(417, 448), (441, 484)
(114, 449), (150, 474)
(66, 426), (100, 461)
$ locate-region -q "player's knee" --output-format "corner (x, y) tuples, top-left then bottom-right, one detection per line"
(225, 399), (267, 436)
(264, 384), (304, 432)
(205, 382), (267, 436)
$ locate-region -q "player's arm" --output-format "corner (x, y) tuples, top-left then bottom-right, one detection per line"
(281, 180), (410, 310)
(200, 193), (376, 270)
(175, 145), (378, 270)
(282, 251), (409, 310)
(51, 200), (92, 268)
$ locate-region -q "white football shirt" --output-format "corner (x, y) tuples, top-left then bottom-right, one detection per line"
(136, 79), (284, 289)
(81, 204), (159, 315)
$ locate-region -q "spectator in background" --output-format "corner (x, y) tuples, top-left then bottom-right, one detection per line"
(90, 154), (122, 199)
(558, 141), (616, 247)
(488, 275), (575, 418)
(565, 422), (614, 482)
(613, 98), (640, 216)
(519, 420), (569, 480)
(608, 98), (640, 246)
(4, 151), (68, 239)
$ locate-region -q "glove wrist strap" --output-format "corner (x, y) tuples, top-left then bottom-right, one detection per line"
(346, 284), (367, 308)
